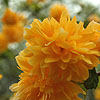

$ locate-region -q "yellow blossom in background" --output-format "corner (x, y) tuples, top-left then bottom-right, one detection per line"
(2, 8), (24, 43)
(2, 8), (20, 25)
(2, 8), (27, 25)
(88, 14), (100, 22)
(0, 33), (8, 53)
(95, 88), (100, 100)
(0, 74), (3, 80)
(3, 23), (24, 43)
(50, 4), (69, 22)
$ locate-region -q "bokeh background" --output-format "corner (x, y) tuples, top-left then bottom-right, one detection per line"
(0, 0), (100, 100)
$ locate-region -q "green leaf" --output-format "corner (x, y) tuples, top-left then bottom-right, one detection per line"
(84, 68), (99, 89)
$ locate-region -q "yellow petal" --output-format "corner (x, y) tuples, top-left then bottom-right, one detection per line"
(61, 53), (71, 63)
(45, 55), (59, 63)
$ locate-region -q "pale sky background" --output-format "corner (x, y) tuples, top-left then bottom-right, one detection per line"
(8, 0), (100, 7)
(85, 0), (100, 6)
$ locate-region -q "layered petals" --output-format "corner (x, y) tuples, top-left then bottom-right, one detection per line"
(10, 11), (100, 100)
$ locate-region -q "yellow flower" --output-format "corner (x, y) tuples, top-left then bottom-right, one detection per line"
(10, 55), (84, 100)
(0, 74), (3, 80)
(10, 11), (100, 100)
(0, 33), (8, 53)
(2, 8), (26, 25)
(95, 88), (100, 100)
(3, 23), (24, 43)
(88, 14), (100, 22)
(2, 8), (20, 25)
(1, 8), (24, 43)
(24, 11), (100, 82)
(50, 4), (69, 22)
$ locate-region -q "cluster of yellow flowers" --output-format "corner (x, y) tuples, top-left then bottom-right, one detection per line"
(0, 8), (24, 54)
(10, 4), (100, 100)
(2, 8), (24, 43)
